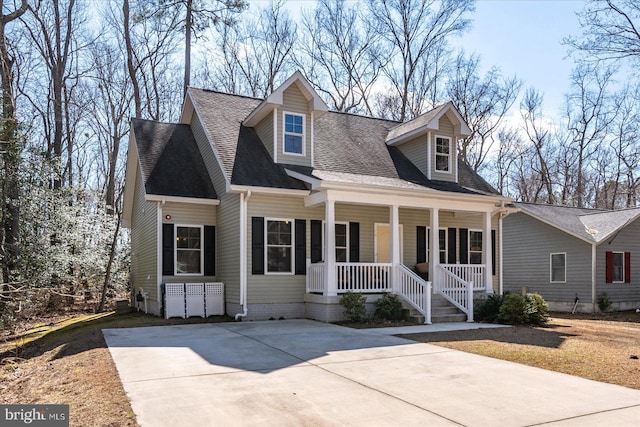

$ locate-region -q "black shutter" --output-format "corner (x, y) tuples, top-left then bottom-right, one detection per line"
(251, 217), (264, 274)
(416, 226), (427, 263)
(349, 222), (360, 262)
(204, 226), (216, 276)
(311, 220), (322, 262)
(459, 228), (468, 264)
(491, 230), (496, 276)
(295, 219), (306, 275)
(447, 228), (457, 264)
(162, 223), (174, 276)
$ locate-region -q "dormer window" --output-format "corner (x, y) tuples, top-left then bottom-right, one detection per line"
(284, 112), (305, 155)
(435, 136), (451, 172)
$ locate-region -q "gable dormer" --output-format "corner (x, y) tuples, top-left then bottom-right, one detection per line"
(386, 102), (471, 183)
(243, 71), (328, 168)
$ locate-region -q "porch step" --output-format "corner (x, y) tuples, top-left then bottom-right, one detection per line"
(401, 294), (468, 324)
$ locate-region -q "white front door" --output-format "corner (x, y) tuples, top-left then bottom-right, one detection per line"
(374, 223), (403, 263)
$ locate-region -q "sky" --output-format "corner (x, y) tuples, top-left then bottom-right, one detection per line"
(456, 0), (585, 117)
(280, 0), (587, 118)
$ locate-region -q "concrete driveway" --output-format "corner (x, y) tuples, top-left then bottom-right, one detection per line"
(104, 319), (640, 427)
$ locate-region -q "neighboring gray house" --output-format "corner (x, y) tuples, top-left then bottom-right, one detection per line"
(122, 71), (512, 323)
(503, 202), (640, 312)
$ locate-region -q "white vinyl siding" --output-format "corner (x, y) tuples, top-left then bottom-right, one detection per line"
(397, 136), (428, 176)
(550, 253), (566, 283)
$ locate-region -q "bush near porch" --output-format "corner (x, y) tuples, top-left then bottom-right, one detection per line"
(475, 292), (549, 325)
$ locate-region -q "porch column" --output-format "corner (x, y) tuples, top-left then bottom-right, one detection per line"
(325, 199), (337, 296)
(483, 211), (493, 294)
(390, 205), (400, 292)
(429, 207), (439, 290)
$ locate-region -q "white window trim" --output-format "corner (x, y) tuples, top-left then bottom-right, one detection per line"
(282, 111), (306, 157)
(468, 229), (483, 264)
(174, 224), (204, 276)
(426, 227), (447, 264)
(435, 135), (452, 174)
(265, 217), (295, 275)
(612, 251), (625, 283)
(550, 252), (566, 284)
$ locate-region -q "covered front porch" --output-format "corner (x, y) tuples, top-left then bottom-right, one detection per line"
(303, 188), (503, 323)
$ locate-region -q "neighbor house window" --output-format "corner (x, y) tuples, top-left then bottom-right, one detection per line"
(284, 112), (304, 155)
(335, 223), (349, 262)
(612, 251), (624, 282)
(550, 253), (566, 283)
(266, 219), (293, 273)
(469, 230), (482, 264)
(435, 136), (451, 172)
(175, 225), (203, 275)
(605, 251), (631, 284)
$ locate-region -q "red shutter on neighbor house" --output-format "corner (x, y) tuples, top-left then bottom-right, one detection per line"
(625, 252), (631, 283)
(605, 251), (613, 283)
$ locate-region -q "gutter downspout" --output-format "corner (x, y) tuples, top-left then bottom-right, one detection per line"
(591, 244), (597, 313)
(235, 190), (252, 320)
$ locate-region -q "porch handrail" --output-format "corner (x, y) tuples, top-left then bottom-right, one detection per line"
(336, 262), (392, 293)
(307, 262), (325, 293)
(440, 264), (485, 291)
(397, 264), (431, 324)
(434, 265), (474, 322)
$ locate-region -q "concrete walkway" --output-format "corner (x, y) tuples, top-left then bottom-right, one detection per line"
(104, 319), (640, 427)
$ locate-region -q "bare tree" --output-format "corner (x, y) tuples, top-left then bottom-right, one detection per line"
(0, 0), (28, 318)
(447, 52), (522, 172)
(299, 0), (386, 114)
(565, 0), (640, 65)
(564, 64), (615, 207)
(520, 88), (556, 204)
(368, 0), (474, 121)
(209, 0), (295, 98)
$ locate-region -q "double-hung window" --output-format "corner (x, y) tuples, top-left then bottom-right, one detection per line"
(435, 136), (451, 172)
(612, 251), (624, 283)
(550, 253), (566, 283)
(335, 223), (349, 262)
(175, 225), (203, 275)
(266, 219), (293, 273)
(284, 112), (304, 155)
(469, 230), (483, 264)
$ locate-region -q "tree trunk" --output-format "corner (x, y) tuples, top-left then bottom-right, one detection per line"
(183, 0), (192, 96)
(123, 0), (141, 118)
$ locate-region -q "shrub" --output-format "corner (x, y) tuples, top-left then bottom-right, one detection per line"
(524, 293), (549, 325)
(496, 292), (549, 325)
(597, 292), (612, 312)
(374, 293), (403, 320)
(498, 293), (529, 325)
(340, 291), (367, 322)
(474, 293), (504, 323)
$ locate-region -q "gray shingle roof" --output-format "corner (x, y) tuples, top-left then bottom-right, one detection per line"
(132, 118), (217, 199)
(188, 89), (500, 196)
(386, 103), (447, 142)
(515, 202), (640, 244)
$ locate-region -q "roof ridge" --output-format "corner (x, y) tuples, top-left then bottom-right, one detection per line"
(132, 117), (187, 126)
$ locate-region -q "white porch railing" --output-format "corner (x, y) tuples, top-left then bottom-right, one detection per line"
(434, 265), (474, 322)
(336, 262), (392, 293)
(397, 265), (431, 324)
(440, 264), (485, 290)
(306, 262), (325, 293)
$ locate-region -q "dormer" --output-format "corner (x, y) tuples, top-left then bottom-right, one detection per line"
(386, 102), (471, 183)
(243, 71), (328, 168)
